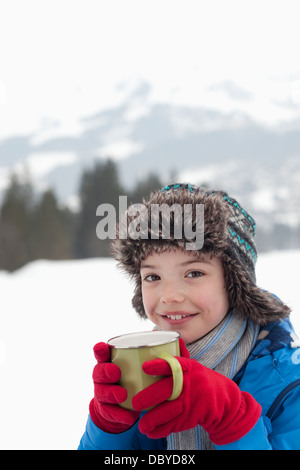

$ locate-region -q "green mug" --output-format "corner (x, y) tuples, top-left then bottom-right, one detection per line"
(107, 330), (183, 410)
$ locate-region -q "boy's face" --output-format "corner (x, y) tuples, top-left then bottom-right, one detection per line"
(140, 249), (229, 344)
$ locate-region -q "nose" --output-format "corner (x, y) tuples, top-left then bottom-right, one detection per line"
(160, 281), (185, 304)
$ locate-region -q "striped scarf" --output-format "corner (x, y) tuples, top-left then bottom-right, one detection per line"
(167, 310), (260, 450)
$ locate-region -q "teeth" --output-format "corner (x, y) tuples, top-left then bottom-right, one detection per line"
(166, 314), (190, 320)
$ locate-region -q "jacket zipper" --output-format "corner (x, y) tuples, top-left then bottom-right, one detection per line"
(266, 379), (300, 419)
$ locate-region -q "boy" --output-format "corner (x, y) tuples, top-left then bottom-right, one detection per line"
(79, 184), (300, 450)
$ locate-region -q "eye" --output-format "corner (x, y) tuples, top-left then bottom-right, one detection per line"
(186, 270), (204, 278)
(143, 274), (160, 282)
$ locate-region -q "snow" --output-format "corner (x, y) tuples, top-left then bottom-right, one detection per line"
(0, 251), (300, 449)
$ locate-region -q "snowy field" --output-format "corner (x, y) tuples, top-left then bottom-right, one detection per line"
(0, 250), (300, 450)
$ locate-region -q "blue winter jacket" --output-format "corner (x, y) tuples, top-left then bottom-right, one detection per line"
(79, 318), (300, 450)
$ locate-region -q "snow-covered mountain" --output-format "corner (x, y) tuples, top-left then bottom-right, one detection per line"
(1, 87), (300, 233)
(179, 156), (300, 230)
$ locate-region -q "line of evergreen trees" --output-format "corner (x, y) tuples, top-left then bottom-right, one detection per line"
(0, 159), (163, 272)
(1, 158), (299, 272)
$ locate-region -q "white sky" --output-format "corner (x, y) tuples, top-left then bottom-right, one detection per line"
(1, 0), (300, 141)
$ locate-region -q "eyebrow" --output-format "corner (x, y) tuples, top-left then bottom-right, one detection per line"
(140, 258), (213, 270)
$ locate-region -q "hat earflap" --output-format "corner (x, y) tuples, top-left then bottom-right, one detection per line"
(222, 253), (290, 325)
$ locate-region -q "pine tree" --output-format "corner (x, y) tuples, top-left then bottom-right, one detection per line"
(127, 173), (163, 204)
(76, 159), (125, 258)
(0, 173), (33, 271)
(31, 189), (73, 260)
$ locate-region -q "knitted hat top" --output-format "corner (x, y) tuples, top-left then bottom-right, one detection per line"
(112, 183), (290, 325)
(161, 183), (257, 282)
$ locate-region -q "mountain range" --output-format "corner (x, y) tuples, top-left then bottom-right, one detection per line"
(1, 81), (300, 239)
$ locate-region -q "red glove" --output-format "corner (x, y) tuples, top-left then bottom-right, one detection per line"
(89, 342), (140, 433)
(132, 342), (261, 445)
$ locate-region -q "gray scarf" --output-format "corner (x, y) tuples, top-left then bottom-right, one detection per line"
(167, 310), (260, 450)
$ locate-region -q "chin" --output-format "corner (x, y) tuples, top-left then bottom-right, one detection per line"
(180, 329), (206, 345)
(182, 336), (196, 344)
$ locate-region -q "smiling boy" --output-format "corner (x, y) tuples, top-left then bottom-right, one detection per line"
(141, 250), (229, 344)
(79, 184), (300, 450)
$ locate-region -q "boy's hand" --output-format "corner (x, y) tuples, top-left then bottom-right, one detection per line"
(132, 344), (261, 445)
(89, 342), (140, 433)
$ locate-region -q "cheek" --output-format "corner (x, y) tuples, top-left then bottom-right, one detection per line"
(141, 287), (153, 315)
(193, 284), (228, 315)
(213, 286), (229, 316)
(210, 289), (229, 311)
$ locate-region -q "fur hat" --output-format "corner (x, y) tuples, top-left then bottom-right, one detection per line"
(112, 183), (290, 325)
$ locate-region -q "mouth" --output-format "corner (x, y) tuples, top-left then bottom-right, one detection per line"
(160, 312), (198, 323)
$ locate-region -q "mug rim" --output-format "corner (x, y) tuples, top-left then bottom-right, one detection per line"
(107, 330), (180, 349)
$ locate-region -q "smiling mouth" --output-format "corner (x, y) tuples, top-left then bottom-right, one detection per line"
(163, 313), (196, 321)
